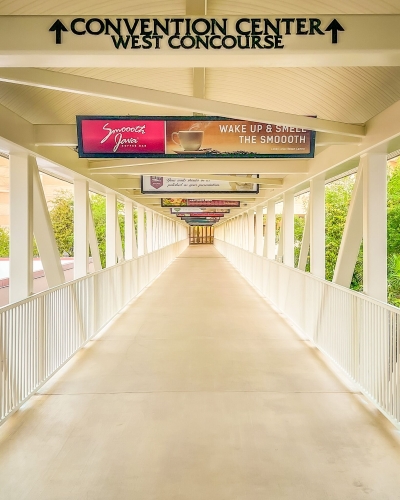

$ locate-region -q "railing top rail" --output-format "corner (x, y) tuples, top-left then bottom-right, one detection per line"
(215, 238), (400, 316)
(0, 238), (188, 313)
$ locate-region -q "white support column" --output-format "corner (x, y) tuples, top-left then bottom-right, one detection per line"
(264, 200), (276, 259)
(310, 177), (326, 278)
(255, 206), (264, 256)
(333, 166), (363, 287)
(137, 205), (145, 255)
(248, 210), (255, 253)
(298, 199), (310, 271)
(363, 153), (387, 302)
(74, 179), (89, 279)
(116, 217), (124, 262)
(283, 191), (294, 267)
(33, 164), (65, 287)
(146, 209), (153, 253)
(106, 192), (117, 267)
(88, 204), (102, 271)
(9, 153), (33, 303)
(124, 200), (138, 259)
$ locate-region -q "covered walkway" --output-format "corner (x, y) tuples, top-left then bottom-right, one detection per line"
(1, 245), (400, 500)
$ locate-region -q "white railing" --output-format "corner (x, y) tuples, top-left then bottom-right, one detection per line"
(215, 238), (400, 428)
(0, 238), (189, 424)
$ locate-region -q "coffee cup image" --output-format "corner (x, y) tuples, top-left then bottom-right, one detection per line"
(172, 130), (204, 151)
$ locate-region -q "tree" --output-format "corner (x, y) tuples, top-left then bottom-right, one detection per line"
(324, 175), (363, 291)
(89, 193), (126, 268)
(49, 190), (74, 256)
(0, 226), (9, 257)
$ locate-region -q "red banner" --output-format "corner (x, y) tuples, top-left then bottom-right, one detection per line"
(80, 119), (165, 154)
(161, 198), (240, 207)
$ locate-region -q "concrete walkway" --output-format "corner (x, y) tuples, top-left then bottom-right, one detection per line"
(1, 245), (400, 500)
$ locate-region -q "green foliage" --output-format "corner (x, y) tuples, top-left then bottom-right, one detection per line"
(90, 194), (106, 268)
(89, 194), (126, 268)
(0, 226), (9, 257)
(294, 215), (305, 268)
(48, 190), (74, 256)
(388, 254), (400, 307)
(324, 175), (363, 290)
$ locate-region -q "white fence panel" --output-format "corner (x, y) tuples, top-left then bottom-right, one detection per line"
(0, 238), (188, 424)
(215, 238), (400, 427)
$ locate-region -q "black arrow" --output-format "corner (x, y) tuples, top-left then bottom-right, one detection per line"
(49, 19), (68, 45)
(325, 19), (345, 44)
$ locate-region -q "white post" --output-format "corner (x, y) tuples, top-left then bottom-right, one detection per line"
(9, 153), (33, 302)
(310, 177), (325, 278)
(106, 192), (117, 267)
(255, 206), (264, 256)
(137, 205), (145, 255)
(88, 203), (102, 271)
(74, 179), (89, 278)
(283, 191), (294, 267)
(264, 200), (276, 259)
(146, 209), (153, 253)
(125, 200), (138, 259)
(298, 198), (310, 271)
(248, 210), (255, 253)
(363, 153), (387, 302)
(333, 167), (363, 288)
(32, 165), (65, 287)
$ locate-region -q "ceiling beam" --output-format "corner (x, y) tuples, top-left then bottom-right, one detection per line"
(115, 175), (283, 188)
(0, 68), (364, 136)
(88, 159), (308, 174)
(33, 125), (361, 148)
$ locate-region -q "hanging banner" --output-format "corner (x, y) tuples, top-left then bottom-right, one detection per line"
(77, 116), (315, 159)
(141, 175), (258, 194)
(171, 207), (230, 214)
(182, 217), (220, 222)
(175, 212), (225, 218)
(162, 199), (240, 207)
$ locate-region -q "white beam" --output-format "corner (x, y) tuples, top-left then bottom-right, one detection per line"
(264, 200), (276, 259)
(88, 203), (102, 271)
(248, 210), (255, 253)
(90, 159), (308, 175)
(74, 179), (89, 278)
(333, 166), (363, 288)
(0, 69), (364, 136)
(297, 201), (310, 271)
(106, 193), (117, 267)
(310, 177), (325, 278)
(137, 206), (145, 256)
(362, 153), (387, 302)
(33, 164), (66, 288)
(124, 200), (134, 260)
(283, 191), (294, 267)
(255, 206), (264, 256)
(9, 153), (33, 302)
(0, 16), (400, 70)
(116, 176), (283, 187)
(146, 209), (153, 253)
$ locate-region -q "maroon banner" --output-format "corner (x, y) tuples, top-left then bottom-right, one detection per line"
(77, 116), (315, 159)
(161, 198), (240, 207)
(176, 212), (225, 217)
(79, 119), (165, 155)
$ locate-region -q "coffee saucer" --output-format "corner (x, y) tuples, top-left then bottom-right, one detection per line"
(173, 149), (212, 155)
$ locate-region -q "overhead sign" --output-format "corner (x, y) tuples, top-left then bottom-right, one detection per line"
(49, 17), (345, 48)
(171, 207), (230, 214)
(77, 116), (315, 159)
(175, 212), (225, 218)
(182, 217), (220, 222)
(162, 199), (240, 207)
(141, 175), (259, 194)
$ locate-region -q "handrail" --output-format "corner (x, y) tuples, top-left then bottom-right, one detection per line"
(0, 238), (189, 424)
(214, 238), (400, 428)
